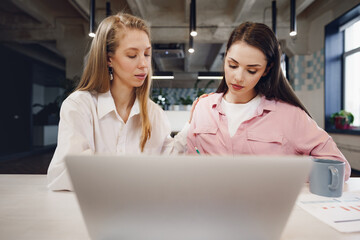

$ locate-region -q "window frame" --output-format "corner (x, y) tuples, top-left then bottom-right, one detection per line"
(324, 3), (360, 135)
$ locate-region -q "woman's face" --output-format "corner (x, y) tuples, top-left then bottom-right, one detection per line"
(108, 29), (151, 89)
(224, 41), (269, 103)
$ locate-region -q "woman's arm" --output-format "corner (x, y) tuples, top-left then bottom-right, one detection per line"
(290, 108), (351, 180)
(47, 97), (95, 191)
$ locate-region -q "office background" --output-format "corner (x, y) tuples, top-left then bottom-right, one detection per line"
(0, 0), (359, 174)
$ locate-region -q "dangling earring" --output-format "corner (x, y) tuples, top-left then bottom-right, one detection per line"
(108, 67), (113, 81)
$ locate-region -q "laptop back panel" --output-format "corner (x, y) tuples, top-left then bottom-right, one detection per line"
(66, 155), (312, 240)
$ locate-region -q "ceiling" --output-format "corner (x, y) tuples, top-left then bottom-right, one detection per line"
(127, 0), (315, 74)
(0, 0), (316, 78)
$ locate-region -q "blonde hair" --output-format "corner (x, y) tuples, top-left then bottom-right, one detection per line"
(77, 13), (152, 151)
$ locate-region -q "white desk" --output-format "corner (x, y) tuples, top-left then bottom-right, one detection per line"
(0, 175), (359, 240)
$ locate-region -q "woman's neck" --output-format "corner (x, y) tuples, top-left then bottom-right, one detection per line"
(224, 90), (258, 104)
(110, 81), (136, 123)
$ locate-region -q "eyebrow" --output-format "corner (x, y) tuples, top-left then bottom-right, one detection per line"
(125, 46), (152, 51)
(228, 57), (262, 67)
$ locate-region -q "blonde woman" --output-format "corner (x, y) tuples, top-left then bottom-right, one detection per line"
(47, 13), (188, 191)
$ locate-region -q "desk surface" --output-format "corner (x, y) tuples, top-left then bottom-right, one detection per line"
(0, 175), (359, 240)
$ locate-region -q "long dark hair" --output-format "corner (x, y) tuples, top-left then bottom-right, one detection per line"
(216, 22), (310, 116)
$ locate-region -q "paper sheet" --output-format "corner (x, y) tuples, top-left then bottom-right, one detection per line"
(297, 192), (360, 232)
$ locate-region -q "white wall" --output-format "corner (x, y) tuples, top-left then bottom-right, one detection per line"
(296, 89), (324, 128)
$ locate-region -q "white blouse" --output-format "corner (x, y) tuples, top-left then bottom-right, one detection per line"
(47, 90), (188, 191)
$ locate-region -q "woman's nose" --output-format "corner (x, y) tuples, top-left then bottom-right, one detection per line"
(234, 69), (245, 83)
(138, 55), (148, 68)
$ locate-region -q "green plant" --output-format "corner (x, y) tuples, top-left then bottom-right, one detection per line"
(151, 88), (169, 109)
(330, 110), (354, 129)
(179, 96), (193, 105)
(330, 110), (354, 124)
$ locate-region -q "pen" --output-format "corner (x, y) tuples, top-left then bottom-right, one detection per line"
(195, 147), (201, 155)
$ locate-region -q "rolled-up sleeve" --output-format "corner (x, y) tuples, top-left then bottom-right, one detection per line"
(47, 98), (95, 191)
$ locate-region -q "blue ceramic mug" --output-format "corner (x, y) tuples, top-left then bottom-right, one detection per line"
(309, 159), (345, 197)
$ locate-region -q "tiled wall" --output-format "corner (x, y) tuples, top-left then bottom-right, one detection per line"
(151, 87), (216, 105)
(153, 48), (325, 106)
(289, 49), (324, 91)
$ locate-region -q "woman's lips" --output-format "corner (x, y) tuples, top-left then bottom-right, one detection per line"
(231, 84), (244, 90)
(135, 74), (147, 80)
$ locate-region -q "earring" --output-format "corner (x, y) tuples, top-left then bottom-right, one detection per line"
(108, 67), (113, 81)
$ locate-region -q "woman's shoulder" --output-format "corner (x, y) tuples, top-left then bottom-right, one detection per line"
(66, 90), (94, 102)
(146, 99), (171, 128)
(62, 90), (96, 111)
(269, 98), (309, 118)
(147, 99), (167, 118)
(66, 90), (99, 104)
(196, 92), (222, 108)
(147, 99), (163, 112)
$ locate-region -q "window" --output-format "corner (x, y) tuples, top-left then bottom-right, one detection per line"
(343, 19), (360, 126)
(325, 3), (360, 135)
(280, 53), (289, 79)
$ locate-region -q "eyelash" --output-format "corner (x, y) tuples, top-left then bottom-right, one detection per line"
(128, 54), (151, 59)
(228, 65), (257, 74)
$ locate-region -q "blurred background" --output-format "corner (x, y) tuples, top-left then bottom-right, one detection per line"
(0, 0), (359, 175)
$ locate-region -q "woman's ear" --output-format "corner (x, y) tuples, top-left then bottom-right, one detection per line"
(262, 63), (274, 77)
(107, 55), (112, 67)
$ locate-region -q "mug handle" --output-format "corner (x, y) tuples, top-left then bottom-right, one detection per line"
(328, 166), (339, 190)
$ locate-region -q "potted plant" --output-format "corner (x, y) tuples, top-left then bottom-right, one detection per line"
(179, 96), (193, 110)
(330, 110), (354, 129)
(151, 88), (170, 110)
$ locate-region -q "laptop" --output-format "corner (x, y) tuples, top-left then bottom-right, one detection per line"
(65, 154), (312, 240)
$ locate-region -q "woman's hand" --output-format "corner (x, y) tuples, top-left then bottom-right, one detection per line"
(189, 93), (214, 123)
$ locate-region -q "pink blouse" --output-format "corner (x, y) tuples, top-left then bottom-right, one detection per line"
(187, 93), (351, 180)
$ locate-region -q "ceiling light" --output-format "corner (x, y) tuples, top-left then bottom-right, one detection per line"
(290, 0), (297, 36)
(89, 0), (95, 38)
(188, 35), (194, 53)
(197, 76), (223, 80)
(198, 72), (223, 80)
(151, 76), (175, 80)
(190, 0), (197, 37)
(152, 72), (174, 80)
(272, 0), (277, 35)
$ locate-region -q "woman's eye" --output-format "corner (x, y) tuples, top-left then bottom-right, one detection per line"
(128, 55), (136, 59)
(145, 54), (151, 57)
(248, 70), (257, 74)
(229, 65), (237, 69)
